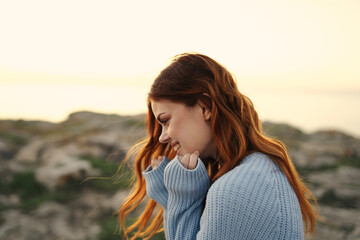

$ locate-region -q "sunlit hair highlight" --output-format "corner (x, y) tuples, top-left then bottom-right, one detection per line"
(118, 52), (320, 239)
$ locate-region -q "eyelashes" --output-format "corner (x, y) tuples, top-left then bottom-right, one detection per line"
(159, 119), (168, 125)
(158, 117), (169, 126)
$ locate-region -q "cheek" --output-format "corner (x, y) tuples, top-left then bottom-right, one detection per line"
(188, 121), (213, 149)
(167, 123), (178, 140)
(167, 120), (187, 142)
(170, 120), (211, 151)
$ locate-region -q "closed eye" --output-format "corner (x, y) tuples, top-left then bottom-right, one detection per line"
(159, 119), (168, 125)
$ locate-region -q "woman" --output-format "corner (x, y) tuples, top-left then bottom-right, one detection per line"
(118, 53), (320, 239)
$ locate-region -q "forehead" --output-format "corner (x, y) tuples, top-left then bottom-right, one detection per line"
(150, 100), (175, 115)
(151, 100), (197, 118)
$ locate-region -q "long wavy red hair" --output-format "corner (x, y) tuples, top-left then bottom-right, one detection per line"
(118, 53), (320, 239)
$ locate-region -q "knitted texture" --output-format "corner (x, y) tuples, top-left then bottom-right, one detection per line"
(143, 152), (304, 240)
(143, 157), (170, 209)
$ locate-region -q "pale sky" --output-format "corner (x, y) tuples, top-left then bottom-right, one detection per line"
(0, 0), (359, 135)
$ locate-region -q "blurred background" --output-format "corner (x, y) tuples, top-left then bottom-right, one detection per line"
(0, 0), (359, 239)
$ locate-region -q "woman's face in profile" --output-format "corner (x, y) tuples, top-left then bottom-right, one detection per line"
(151, 100), (216, 159)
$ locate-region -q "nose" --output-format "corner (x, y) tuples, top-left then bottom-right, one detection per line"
(159, 128), (170, 144)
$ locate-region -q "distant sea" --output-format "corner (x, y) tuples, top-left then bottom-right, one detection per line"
(245, 89), (360, 138)
(1, 85), (359, 138)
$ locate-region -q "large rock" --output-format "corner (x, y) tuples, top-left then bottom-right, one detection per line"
(13, 138), (45, 164)
(290, 130), (360, 168)
(36, 148), (100, 190)
(308, 166), (360, 200)
(74, 189), (131, 215)
(0, 202), (100, 240)
(0, 139), (17, 161)
(308, 205), (360, 240)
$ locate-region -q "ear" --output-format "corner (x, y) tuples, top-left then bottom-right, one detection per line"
(202, 106), (211, 121)
(198, 93), (212, 121)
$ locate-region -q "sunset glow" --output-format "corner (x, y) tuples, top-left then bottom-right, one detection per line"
(0, 0), (359, 135)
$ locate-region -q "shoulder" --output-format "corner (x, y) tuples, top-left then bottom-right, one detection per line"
(207, 152), (280, 202)
(234, 151), (280, 174)
(211, 152), (280, 190)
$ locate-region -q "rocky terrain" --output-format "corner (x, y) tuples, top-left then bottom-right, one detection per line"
(0, 111), (359, 239)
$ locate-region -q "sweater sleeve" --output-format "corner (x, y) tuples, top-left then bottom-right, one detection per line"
(163, 156), (210, 240)
(142, 157), (170, 209)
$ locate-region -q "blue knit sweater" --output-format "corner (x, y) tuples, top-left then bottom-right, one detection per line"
(143, 152), (304, 239)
